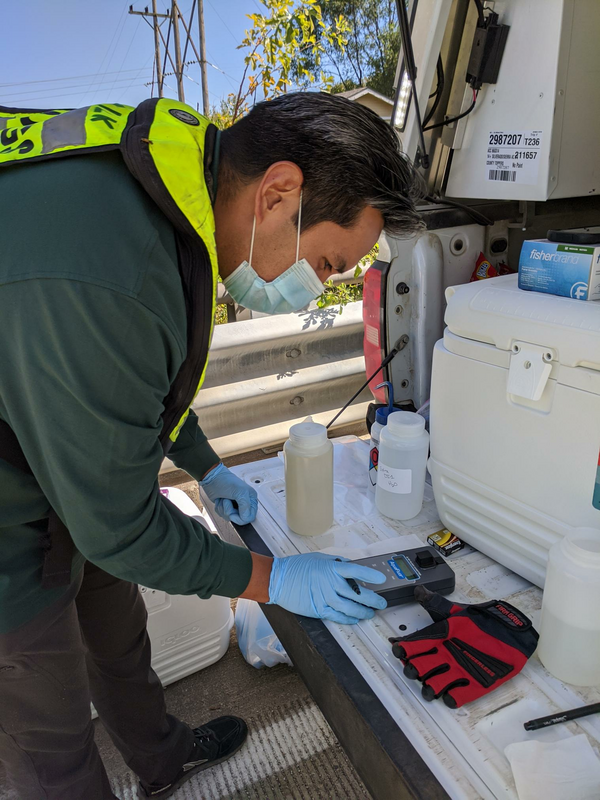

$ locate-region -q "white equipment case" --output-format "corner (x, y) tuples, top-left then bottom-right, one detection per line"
(444, 0), (600, 202)
(143, 488), (233, 686)
(429, 274), (600, 587)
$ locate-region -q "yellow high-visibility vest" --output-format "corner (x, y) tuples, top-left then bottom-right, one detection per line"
(0, 99), (219, 448)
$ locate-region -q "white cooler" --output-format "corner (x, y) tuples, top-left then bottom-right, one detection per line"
(429, 274), (600, 587)
(92, 489), (232, 718)
(142, 488), (233, 686)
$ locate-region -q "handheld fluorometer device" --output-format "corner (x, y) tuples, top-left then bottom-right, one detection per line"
(351, 546), (455, 607)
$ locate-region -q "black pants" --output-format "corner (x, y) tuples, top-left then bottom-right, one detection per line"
(0, 562), (195, 799)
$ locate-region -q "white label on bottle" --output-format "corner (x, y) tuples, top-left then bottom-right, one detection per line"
(377, 463), (412, 494)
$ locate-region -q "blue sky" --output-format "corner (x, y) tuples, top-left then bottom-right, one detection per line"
(1, 0), (262, 111)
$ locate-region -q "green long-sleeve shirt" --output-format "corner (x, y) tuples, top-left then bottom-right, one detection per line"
(0, 149), (252, 634)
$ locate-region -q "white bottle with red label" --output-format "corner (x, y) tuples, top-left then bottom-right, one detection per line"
(375, 411), (429, 520)
(368, 381), (394, 492)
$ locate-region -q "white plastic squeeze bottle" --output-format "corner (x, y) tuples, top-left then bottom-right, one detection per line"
(376, 411), (429, 521)
(538, 527), (600, 686)
(284, 417), (333, 536)
(368, 381), (395, 492)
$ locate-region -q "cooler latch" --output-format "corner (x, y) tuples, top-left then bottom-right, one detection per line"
(507, 342), (554, 401)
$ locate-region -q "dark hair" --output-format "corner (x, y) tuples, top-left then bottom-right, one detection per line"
(220, 92), (424, 236)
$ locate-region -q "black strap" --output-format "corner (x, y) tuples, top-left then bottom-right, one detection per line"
(121, 100), (215, 452)
(0, 419), (74, 589)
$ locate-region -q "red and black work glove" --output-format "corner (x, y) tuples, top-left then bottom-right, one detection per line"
(390, 586), (538, 709)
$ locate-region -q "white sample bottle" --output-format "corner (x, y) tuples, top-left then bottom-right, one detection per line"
(376, 411), (429, 521)
(284, 417), (333, 536)
(368, 381), (395, 492)
(538, 528), (600, 686)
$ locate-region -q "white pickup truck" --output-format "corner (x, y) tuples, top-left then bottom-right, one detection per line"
(204, 2), (600, 797)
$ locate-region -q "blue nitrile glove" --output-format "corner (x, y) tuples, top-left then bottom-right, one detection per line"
(267, 552), (387, 625)
(200, 463), (258, 525)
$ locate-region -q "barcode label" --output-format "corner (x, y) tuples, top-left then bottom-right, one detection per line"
(488, 169), (516, 182)
(486, 130), (543, 186)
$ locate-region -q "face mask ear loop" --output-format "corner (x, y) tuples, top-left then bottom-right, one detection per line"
(296, 190), (303, 263)
(248, 216), (257, 268)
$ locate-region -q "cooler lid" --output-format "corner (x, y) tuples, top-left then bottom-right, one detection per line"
(445, 274), (600, 371)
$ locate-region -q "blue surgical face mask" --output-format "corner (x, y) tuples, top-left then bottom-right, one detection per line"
(223, 192), (324, 314)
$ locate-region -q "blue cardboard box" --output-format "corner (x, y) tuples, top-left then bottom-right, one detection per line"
(518, 239), (600, 301)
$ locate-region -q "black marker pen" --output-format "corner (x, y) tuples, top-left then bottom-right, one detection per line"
(524, 701), (600, 731)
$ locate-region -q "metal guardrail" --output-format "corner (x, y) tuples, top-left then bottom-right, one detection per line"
(161, 301), (369, 467)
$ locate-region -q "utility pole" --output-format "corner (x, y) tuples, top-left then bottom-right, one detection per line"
(197, 0), (209, 115)
(129, 4), (169, 97)
(171, 1), (185, 102)
(151, 0), (164, 96)
(129, 1), (209, 108)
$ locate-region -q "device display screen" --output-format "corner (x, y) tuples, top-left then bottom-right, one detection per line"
(393, 555), (419, 581)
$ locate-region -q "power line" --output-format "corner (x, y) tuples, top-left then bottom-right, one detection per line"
(144, 59), (198, 84)
(205, 50), (239, 90)
(108, 16), (143, 96)
(181, 0), (197, 66)
(161, 79), (181, 96)
(183, 72), (224, 105)
(116, 53), (155, 102)
(0, 74), (154, 101)
(83, 4), (128, 93)
(205, 0), (239, 45)
(148, 60), (238, 91)
(2, 81), (152, 107)
(0, 67), (152, 89)
(79, 1), (131, 104)
(117, 72), (154, 103)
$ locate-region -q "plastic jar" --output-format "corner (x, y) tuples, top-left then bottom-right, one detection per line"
(538, 527), (600, 686)
(284, 417), (333, 536)
(375, 411), (429, 521)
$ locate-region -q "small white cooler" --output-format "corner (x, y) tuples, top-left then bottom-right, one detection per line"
(91, 489), (232, 718)
(142, 488), (233, 686)
(429, 274), (600, 587)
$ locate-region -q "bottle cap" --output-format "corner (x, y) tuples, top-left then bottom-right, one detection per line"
(375, 406), (394, 425)
(288, 417), (328, 451)
(374, 381), (395, 427)
(387, 411), (426, 438)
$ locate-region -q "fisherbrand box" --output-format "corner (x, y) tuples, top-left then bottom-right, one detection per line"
(518, 239), (600, 301)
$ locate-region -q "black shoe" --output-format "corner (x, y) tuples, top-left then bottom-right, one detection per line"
(137, 716), (248, 799)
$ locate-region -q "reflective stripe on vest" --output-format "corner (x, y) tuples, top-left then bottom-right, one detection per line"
(0, 103), (131, 160)
(0, 99), (218, 446)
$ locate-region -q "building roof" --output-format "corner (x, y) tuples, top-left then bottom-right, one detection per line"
(338, 86), (395, 108)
